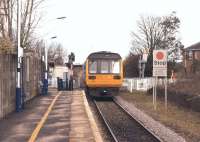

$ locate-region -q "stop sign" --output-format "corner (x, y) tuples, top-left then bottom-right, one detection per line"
(153, 50), (167, 76)
(156, 51), (164, 60)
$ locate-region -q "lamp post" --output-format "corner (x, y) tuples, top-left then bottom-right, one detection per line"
(56, 16), (66, 20)
(42, 17), (66, 95)
(42, 36), (57, 95)
(51, 36), (57, 39)
(43, 42), (48, 95)
(16, 0), (22, 112)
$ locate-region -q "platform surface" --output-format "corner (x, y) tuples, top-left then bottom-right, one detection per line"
(0, 89), (101, 142)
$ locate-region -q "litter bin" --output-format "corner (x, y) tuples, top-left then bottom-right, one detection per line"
(57, 77), (61, 91)
(57, 77), (65, 91)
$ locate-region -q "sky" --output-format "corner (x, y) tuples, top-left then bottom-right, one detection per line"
(37, 0), (200, 63)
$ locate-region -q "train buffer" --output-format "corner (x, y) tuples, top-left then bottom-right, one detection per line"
(0, 88), (103, 142)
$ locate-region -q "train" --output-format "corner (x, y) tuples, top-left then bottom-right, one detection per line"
(83, 51), (123, 97)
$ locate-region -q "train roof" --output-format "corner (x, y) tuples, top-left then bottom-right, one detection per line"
(87, 51), (121, 60)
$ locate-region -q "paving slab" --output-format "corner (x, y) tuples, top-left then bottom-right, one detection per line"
(0, 89), (57, 142)
(0, 89), (103, 142)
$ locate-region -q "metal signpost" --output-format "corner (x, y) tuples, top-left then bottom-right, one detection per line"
(153, 50), (168, 110)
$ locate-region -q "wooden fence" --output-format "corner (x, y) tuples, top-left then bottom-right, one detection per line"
(0, 50), (44, 119)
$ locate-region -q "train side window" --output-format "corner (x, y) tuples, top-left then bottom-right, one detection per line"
(89, 61), (97, 74)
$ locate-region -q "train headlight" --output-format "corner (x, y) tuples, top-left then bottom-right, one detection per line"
(113, 75), (121, 79)
(88, 76), (96, 80)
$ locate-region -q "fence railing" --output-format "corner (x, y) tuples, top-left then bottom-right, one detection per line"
(123, 77), (174, 92)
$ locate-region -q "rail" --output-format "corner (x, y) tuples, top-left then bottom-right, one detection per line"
(94, 99), (162, 142)
(113, 98), (163, 142)
(94, 100), (119, 142)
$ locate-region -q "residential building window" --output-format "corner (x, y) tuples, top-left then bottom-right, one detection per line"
(188, 51), (193, 60)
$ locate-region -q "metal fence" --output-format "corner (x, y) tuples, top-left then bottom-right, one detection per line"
(0, 51), (44, 119)
(123, 77), (174, 92)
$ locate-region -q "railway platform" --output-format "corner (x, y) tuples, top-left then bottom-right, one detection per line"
(0, 88), (102, 142)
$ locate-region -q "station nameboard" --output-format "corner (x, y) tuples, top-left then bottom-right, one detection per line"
(153, 50), (167, 77)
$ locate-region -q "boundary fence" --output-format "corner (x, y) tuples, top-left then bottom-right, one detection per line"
(0, 54), (16, 118)
(0, 50), (44, 119)
(123, 77), (174, 92)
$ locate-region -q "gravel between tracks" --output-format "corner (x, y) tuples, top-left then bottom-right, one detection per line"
(115, 96), (187, 142)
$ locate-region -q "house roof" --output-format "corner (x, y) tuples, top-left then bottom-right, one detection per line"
(185, 42), (200, 51)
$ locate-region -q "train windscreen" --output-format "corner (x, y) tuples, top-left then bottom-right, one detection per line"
(89, 60), (97, 73)
(89, 60), (120, 74)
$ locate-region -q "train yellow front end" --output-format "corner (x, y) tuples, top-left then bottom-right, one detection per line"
(84, 51), (123, 97)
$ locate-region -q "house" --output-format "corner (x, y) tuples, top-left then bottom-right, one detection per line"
(48, 62), (69, 87)
(183, 42), (200, 73)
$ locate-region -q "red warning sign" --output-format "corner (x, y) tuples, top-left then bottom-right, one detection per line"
(156, 52), (164, 60)
(153, 50), (167, 77)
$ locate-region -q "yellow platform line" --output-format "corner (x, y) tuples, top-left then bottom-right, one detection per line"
(82, 91), (103, 142)
(28, 91), (62, 142)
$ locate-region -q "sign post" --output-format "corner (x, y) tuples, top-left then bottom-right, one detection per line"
(153, 50), (168, 110)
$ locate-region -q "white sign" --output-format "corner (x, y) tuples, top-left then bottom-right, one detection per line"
(153, 50), (167, 77)
(142, 53), (148, 62)
(18, 46), (23, 57)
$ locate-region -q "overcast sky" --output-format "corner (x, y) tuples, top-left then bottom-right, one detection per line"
(38, 0), (200, 63)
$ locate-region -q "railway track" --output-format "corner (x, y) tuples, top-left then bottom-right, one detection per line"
(94, 98), (162, 142)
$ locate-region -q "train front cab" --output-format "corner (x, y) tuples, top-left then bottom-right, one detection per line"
(85, 59), (123, 97)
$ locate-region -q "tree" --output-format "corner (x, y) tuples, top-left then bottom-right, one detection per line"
(0, 0), (15, 40)
(48, 42), (67, 65)
(131, 12), (184, 76)
(123, 53), (140, 77)
(20, 0), (46, 48)
(0, 0), (45, 48)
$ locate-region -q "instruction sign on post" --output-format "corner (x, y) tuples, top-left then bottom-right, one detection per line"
(152, 49), (168, 111)
(153, 50), (167, 77)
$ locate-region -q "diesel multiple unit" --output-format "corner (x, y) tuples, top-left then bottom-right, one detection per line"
(83, 51), (123, 97)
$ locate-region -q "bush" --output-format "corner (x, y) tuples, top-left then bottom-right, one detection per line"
(0, 38), (14, 53)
